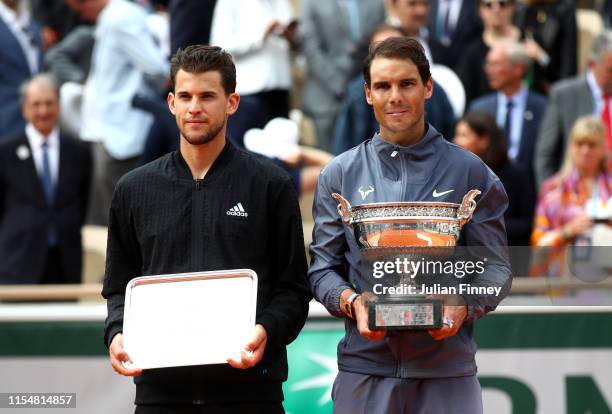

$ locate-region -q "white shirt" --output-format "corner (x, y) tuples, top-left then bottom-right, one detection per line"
(146, 12), (170, 59)
(25, 124), (60, 187)
(81, 0), (168, 159)
(586, 69), (612, 124)
(418, 28), (434, 65)
(0, 1), (39, 74)
(210, 0), (293, 95)
(496, 85), (528, 160)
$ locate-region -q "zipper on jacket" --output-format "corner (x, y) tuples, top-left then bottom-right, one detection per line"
(398, 150), (406, 377)
(399, 149), (407, 202)
(192, 179), (205, 268)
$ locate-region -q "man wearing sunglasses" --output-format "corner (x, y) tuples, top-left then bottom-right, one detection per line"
(481, 0), (510, 9)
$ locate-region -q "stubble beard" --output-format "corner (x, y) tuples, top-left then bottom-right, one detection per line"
(181, 118), (225, 146)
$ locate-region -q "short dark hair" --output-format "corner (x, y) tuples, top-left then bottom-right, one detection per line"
(170, 45), (236, 94)
(460, 111), (509, 171)
(363, 37), (431, 86)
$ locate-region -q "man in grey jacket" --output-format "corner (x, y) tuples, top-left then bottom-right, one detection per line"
(299, 0), (386, 151)
(308, 37), (512, 413)
(535, 31), (612, 187)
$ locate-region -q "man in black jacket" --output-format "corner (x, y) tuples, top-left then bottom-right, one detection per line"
(102, 45), (311, 413)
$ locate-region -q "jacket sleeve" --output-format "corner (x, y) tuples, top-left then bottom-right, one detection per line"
(78, 142), (93, 226)
(112, 15), (169, 83)
(44, 26), (94, 85)
(210, 0), (262, 56)
(307, 163), (353, 317)
(210, 0), (293, 57)
(534, 86), (564, 187)
(101, 182), (143, 347)
(552, 3), (577, 80)
(461, 172), (513, 321)
(504, 166), (535, 245)
(256, 177), (311, 348)
(0, 147), (5, 221)
(332, 85), (358, 156)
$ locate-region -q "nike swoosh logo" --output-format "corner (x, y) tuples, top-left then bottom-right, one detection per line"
(432, 189), (454, 198)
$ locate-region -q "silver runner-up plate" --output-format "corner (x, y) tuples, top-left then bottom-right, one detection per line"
(122, 269), (258, 369)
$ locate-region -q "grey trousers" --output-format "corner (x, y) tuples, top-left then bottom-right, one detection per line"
(87, 142), (140, 226)
(332, 370), (483, 414)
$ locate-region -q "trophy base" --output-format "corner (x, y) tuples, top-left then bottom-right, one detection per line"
(368, 296), (443, 330)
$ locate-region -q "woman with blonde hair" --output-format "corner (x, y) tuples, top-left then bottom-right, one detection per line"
(531, 115), (611, 277)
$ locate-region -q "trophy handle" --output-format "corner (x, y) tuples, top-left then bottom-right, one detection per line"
(457, 189), (481, 228)
(332, 193), (352, 224)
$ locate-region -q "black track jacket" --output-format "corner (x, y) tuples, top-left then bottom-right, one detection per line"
(102, 141), (311, 405)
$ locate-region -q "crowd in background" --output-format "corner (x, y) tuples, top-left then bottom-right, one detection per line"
(1, 0), (612, 285)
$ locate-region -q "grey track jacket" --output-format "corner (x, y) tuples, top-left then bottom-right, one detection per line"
(308, 125), (512, 378)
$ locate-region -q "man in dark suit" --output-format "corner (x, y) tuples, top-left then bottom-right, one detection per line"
(0, 0), (43, 140)
(0, 74), (92, 284)
(470, 41), (547, 188)
(427, 0), (482, 71)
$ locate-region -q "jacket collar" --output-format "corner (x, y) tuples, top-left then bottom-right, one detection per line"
(372, 123), (441, 161)
(174, 138), (235, 182)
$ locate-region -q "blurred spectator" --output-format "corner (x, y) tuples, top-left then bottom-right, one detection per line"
(514, 0), (577, 94)
(69, 0), (168, 225)
(454, 111), (534, 276)
(531, 116), (611, 277)
(30, 0), (84, 50)
(469, 41), (547, 187)
(456, 0), (521, 106)
(44, 25), (94, 87)
(43, 25), (94, 139)
(387, 0), (466, 116)
(389, 0), (441, 63)
(605, 0), (612, 28)
(299, 0), (386, 151)
(244, 117), (333, 196)
(147, 0), (170, 59)
(169, 0), (216, 54)
(426, 0), (483, 72)
(0, 0), (43, 140)
(535, 31), (612, 187)
(333, 24), (455, 154)
(138, 0), (173, 164)
(136, 94), (179, 164)
(211, 0), (295, 147)
(0, 74), (91, 284)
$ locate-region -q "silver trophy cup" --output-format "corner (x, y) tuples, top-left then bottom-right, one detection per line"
(332, 190), (481, 330)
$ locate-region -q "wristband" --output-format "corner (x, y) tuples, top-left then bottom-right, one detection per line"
(345, 292), (360, 319)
